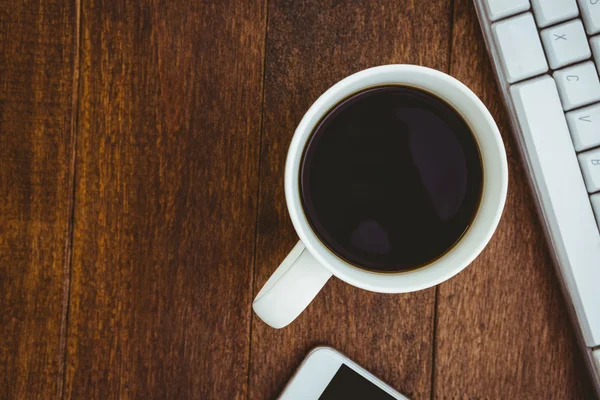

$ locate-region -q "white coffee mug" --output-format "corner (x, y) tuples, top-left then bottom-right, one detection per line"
(253, 65), (508, 329)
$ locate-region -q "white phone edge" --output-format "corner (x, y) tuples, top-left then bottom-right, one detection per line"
(278, 346), (410, 400)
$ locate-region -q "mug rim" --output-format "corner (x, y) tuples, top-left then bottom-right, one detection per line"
(285, 64), (508, 293)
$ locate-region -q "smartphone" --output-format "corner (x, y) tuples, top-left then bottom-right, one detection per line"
(278, 347), (410, 400)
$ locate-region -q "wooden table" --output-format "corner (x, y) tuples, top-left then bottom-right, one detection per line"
(1, 0), (595, 398)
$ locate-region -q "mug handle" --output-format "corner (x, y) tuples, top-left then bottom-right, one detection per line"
(252, 241), (332, 329)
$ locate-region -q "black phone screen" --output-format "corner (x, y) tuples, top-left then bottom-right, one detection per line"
(318, 364), (396, 400)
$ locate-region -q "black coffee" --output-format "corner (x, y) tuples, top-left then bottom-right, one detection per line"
(300, 86), (483, 272)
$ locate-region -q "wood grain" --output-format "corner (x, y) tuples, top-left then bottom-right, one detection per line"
(0, 0), (78, 398)
(64, 0), (266, 398)
(433, 0), (594, 398)
(2, 1), (593, 398)
(249, 1), (453, 399)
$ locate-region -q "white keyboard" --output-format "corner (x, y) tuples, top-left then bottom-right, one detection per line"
(474, 0), (600, 395)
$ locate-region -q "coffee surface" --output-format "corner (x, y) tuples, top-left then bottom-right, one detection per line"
(300, 86), (483, 272)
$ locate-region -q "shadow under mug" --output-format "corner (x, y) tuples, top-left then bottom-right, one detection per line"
(253, 65), (508, 329)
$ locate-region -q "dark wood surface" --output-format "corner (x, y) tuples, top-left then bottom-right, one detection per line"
(0, 0), (78, 398)
(64, 0), (266, 398)
(0, 0), (594, 399)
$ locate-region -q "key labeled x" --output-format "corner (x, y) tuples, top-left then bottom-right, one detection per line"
(554, 33), (567, 40)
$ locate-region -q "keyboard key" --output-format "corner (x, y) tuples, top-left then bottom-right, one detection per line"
(510, 75), (600, 347)
(589, 35), (600, 67)
(541, 20), (590, 69)
(591, 193), (600, 227)
(554, 62), (600, 110)
(484, 0), (530, 21)
(492, 13), (548, 83)
(566, 104), (600, 151)
(578, 148), (600, 192)
(578, 0), (600, 34)
(532, 0), (579, 27)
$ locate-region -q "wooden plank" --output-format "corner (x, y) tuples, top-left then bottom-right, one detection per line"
(0, 0), (78, 398)
(433, 0), (595, 398)
(64, 1), (266, 398)
(249, 2), (454, 399)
